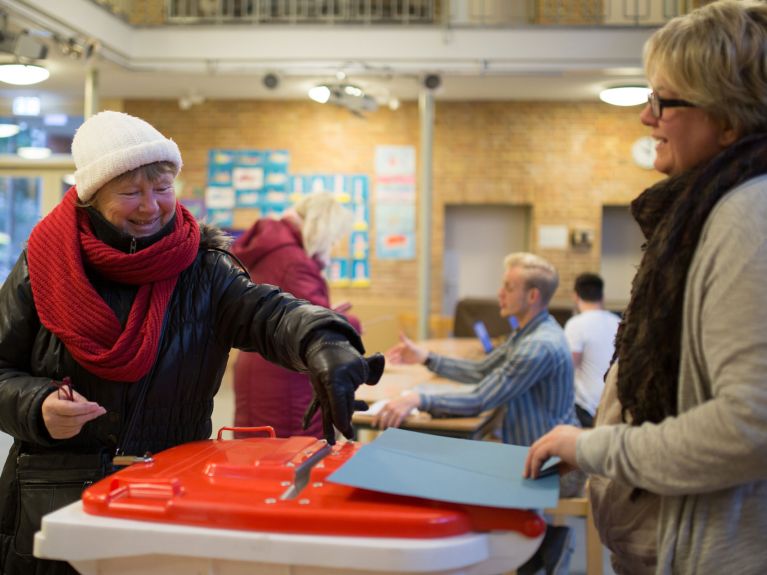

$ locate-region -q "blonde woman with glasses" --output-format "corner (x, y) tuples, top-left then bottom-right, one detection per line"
(526, 2), (767, 573)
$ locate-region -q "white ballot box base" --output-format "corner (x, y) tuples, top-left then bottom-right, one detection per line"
(35, 501), (542, 575)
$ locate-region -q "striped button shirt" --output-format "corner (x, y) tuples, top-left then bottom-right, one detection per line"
(420, 310), (578, 446)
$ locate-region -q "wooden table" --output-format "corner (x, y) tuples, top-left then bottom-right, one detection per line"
(353, 338), (503, 441)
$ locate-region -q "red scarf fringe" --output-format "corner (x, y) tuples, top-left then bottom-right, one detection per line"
(27, 187), (200, 382)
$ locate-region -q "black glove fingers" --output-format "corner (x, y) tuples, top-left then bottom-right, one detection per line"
(364, 353), (385, 385)
(305, 338), (388, 443)
(320, 394), (338, 445)
(302, 396), (320, 430)
(328, 381), (354, 438)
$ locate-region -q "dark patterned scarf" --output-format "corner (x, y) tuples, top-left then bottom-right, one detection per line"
(616, 133), (767, 425)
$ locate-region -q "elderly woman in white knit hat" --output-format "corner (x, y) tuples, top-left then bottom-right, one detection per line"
(0, 110), (383, 575)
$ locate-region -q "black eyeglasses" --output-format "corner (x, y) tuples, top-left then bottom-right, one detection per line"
(648, 91), (697, 119)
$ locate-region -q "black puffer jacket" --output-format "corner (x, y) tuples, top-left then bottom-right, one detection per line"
(0, 223), (360, 575)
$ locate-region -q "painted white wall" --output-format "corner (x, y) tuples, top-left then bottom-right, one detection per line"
(600, 205), (644, 307)
(442, 205), (530, 315)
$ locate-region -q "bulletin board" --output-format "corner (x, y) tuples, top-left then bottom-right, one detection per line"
(203, 148), (371, 288)
(205, 149), (290, 227)
(289, 173), (371, 288)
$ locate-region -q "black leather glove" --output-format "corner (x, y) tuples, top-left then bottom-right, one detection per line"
(302, 332), (385, 444)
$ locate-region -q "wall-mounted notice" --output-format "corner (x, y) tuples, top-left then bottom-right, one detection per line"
(206, 149), (371, 288)
(289, 173), (371, 288)
(375, 146), (416, 260)
(538, 225), (569, 250)
(206, 149), (290, 228)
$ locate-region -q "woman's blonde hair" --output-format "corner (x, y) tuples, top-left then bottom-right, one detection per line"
(293, 191), (354, 260)
(644, 0), (767, 136)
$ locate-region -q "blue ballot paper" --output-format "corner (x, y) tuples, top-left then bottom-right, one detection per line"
(328, 428), (560, 509)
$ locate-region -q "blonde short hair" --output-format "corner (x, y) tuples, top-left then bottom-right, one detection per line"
(503, 252), (559, 306)
(644, 0), (767, 136)
(293, 192), (353, 260)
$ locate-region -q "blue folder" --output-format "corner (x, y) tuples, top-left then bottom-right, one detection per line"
(328, 428), (560, 509)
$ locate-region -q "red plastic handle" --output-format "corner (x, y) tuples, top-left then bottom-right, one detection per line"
(216, 426), (276, 440)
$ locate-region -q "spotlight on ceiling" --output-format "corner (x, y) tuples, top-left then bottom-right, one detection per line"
(4, 31), (48, 60)
(56, 36), (98, 60)
(178, 91), (205, 111)
(308, 82), (378, 116)
(308, 85), (331, 104)
(423, 73), (441, 91)
(262, 73), (279, 89)
(599, 85), (651, 106)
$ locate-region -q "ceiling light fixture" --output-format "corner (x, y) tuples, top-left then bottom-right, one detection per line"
(0, 63), (49, 85)
(308, 85), (331, 104)
(17, 145), (52, 160)
(178, 91), (205, 111)
(599, 85), (650, 107)
(0, 123), (20, 138)
(307, 82), (378, 116)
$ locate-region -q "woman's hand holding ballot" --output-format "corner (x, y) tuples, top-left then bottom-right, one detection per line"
(524, 424), (583, 479)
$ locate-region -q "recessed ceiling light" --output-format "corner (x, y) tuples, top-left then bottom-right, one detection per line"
(599, 86), (650, 107)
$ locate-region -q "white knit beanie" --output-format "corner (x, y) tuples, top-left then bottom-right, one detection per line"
(72, 111), (183, 202)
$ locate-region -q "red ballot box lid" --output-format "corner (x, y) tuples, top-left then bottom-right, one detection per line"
(82, 427), (545, 540)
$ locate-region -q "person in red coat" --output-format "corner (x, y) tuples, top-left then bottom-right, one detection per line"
(231, 192), (361, 438)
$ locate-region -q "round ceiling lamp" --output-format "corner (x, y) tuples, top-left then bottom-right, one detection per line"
(17, 146), (52, 160)
(0, 123), (21, 138)
(0, 63), (50, 86)
(599, 85), (650, 107)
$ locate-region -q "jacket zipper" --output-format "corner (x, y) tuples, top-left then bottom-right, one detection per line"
(129, 237), (137, 254)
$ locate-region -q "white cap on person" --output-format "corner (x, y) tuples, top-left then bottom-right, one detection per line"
(71, 111), (182, 202)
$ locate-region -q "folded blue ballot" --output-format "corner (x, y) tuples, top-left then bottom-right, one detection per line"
(328, 428), (560, 509)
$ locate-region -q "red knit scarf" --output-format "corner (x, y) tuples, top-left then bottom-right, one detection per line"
(27, 186), (200, 382)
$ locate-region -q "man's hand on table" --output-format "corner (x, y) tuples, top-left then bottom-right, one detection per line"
(385, 332), (429, 365)
(372, 392), (422, 429)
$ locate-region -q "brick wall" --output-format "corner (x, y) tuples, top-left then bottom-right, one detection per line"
(124, 98), (660, 318)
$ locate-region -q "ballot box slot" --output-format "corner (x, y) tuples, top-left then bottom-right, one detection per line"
(279, 442), (332, 500)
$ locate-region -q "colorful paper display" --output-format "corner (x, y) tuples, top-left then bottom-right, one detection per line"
(205, 149), (370, 287)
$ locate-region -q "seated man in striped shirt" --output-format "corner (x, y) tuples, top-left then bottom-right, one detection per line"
(375, 252), (580, 575)
(376, 252), (578, 444)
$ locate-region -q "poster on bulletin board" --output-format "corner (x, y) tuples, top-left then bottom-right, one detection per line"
(205, 148), (370, 288)
(375, 146), (416, 260)
(206, 149), (290, 226)
(289, 173), (371, 287)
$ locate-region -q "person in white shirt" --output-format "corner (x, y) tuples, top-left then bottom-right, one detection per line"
(563, 273), (619, 427)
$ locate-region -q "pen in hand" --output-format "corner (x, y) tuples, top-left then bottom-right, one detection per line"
(54, 376), (74, 401)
